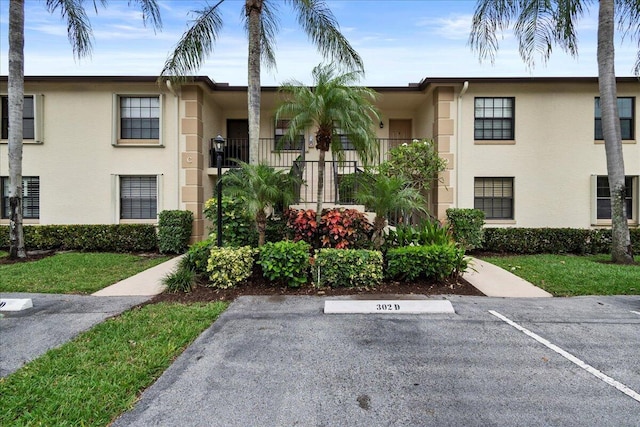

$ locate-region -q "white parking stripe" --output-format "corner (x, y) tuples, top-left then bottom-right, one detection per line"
(489, 310), (640, 404)
(631, 311), (640, 316)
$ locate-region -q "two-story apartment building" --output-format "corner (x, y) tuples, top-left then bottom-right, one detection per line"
(1, 75), (638, 242)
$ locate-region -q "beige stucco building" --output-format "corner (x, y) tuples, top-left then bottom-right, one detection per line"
(1, 76), (638, 242)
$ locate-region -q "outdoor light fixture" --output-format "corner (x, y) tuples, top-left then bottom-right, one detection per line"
(212, 134), (226, 247)
(379, 121), (384, 129)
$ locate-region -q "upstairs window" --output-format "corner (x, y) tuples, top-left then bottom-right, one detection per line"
(333, 121), (354, 150)
(474, 177), (514, 220)
(118, 96), (160, 142)
(595, 97), (634, 140)
(474, 97), (514, 140)
(274, 119), (304, 150)
(1, 176), (40, 219)
(1, 95), (35, 140)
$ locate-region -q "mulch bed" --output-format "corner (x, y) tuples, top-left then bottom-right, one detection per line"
(149, 271), (484, 304)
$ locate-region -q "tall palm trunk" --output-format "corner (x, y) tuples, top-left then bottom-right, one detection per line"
(316, 149), (326, 223)
(8, 0), (26, 259)
(246, 0), (262, 165)
(597, 0), (634, 263)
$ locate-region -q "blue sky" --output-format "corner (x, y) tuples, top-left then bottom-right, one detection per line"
(0, 0), (638, 86)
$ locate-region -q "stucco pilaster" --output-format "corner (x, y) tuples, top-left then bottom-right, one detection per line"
(433, 87), (455, 222)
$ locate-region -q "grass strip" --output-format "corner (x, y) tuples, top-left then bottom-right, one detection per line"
(0, 252), (170, 294)
(0, 301), (228, 426)
(481, 254), (640, 296)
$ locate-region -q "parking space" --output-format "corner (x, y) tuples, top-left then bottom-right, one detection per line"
(114, 295), (640, 427)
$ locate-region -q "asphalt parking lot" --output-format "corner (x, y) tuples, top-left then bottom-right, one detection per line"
(111, 295), (640, 427)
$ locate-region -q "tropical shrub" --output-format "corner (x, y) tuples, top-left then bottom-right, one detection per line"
(257, 240), (311, 287)
(312, 248), (383, 288)
(285, 208), (373, 249)
(446, 208), (485, 250)
(385, 244), (467, 281)
(386, 219), (451, 249)
(183, 238), (216, 276)
(158, 210), (193, 254)
(162, 257), (196, 293)
(204, 196), (258, 247)
(206, 246), (256, 289)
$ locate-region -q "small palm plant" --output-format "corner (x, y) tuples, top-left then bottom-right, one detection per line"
(356, 174), (427, 250)
(221, 161), (300, 246)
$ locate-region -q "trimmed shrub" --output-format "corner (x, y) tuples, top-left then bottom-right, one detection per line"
(386, 244), (467, 281)
(312, 248), (383, 288)
(158, 210), (193, 254)
(0, 224), (158, 252)
(204, 196), (258, 247)
(206, 246), (256, 289)
(285, 208), (319, 246)
(446, 208), (485, 250)
(257, 240), (310, 287)
(481, 227), (640, 255)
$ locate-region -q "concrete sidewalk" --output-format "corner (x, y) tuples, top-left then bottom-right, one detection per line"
(91, 255), (183, 297)
(90, 254), (550, 298)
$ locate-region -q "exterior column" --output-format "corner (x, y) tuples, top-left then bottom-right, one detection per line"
(432, 87), (455, 223)
(180, 87), (205, 243)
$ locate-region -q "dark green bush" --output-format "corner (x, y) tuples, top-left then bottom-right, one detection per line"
(183, 238), (216, 276)
(312, 248), (383, 288)
(162, 258), (196, 293)
(158, 210), (193, 254)
(386, 244), (467, 281)
(481, 228), (640, 255)
(204, 196), (258, 247)
(0, 224), (158, 252)
(446, 208), (485, 250)
(257, 240), (310, 287)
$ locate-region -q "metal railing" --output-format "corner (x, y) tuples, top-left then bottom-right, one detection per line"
(209, 138), (424, 169)
(291, 160), (361, 204)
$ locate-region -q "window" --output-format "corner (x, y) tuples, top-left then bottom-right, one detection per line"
(595, 97), (634, 140)
(119, 96), (160, 141)
(595, 175), (635, 220)
(334, 121), (354, 150)
(474, 177), (514, 220)
(274, 119), (304, 150)
(474, 97), (514, 140)
(1, 176), (40, 219)
(1, 95), (35, 140)
(120, 176), (157, 219)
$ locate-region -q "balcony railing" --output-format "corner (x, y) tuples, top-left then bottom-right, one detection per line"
(291, 160), (362, 204)
(209, 138), (421, 169)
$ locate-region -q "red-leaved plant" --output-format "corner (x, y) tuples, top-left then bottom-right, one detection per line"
(286, 208), (373, 249)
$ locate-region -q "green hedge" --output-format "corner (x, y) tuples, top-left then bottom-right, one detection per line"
(386, 244), (467, 281)
(158, 210), (193, 254)
(446, 208), (485, 250)
(482, 227), (640, 255)
(0, 224), (158, 252)
(258, 240), (311, 287)
(312, 249), (383, 288)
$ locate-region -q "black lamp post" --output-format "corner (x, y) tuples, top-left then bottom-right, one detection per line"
(213, 135), (226, 247)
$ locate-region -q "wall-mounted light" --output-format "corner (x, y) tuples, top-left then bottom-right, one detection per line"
(379, 121), (384, 129)
(309, 136), (314, 147)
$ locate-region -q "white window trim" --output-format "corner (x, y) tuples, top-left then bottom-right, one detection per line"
(590, 174), (638, 226)
(112, 94), (164, 147)
(112, 174), (163, 224)
(1, 93), (44, 144)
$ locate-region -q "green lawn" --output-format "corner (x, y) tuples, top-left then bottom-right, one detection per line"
(481, 254), (640, 296)
(0, 301), (228, 426)
(0, 252), (170, 294)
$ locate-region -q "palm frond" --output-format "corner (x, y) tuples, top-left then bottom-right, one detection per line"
(616, 0), (640, 75)
(469, 0), (519, 64)
(287, 0), (363, 71)
(160, 2), (224, 78)
(128, 0), (163, 31)
(46, 0), (94, 59)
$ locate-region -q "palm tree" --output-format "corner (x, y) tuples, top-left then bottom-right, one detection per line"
(6, 0), (161, 258)
(469, 0), (639, 264)
(356, 174), (426, 250)
(160, 0), (362, 166)
(221, 161), (299, 246)
(274, 63), (381, 223)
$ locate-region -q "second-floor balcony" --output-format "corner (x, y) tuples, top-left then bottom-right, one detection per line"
(208, 138), (418, 170)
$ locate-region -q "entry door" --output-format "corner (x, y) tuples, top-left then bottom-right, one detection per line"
(388, 119), (412, 149)
(226, 119), (249, 165)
